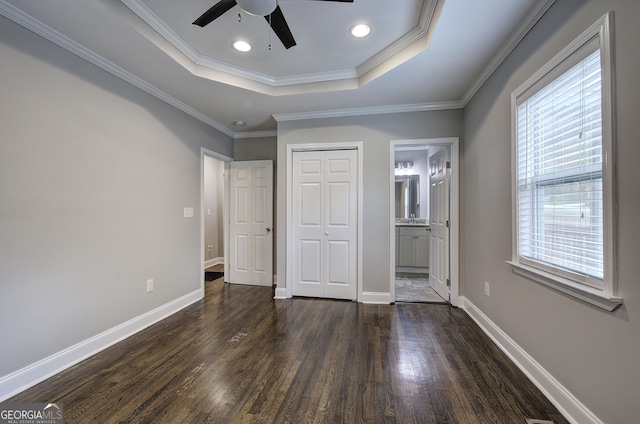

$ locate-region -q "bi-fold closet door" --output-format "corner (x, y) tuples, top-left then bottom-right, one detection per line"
(292, 149), (358, 300)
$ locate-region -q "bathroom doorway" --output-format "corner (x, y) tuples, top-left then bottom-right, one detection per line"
(389, 138), (459, 306)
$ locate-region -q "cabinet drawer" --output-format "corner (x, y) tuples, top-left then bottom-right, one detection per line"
(398, 226), (430, 237)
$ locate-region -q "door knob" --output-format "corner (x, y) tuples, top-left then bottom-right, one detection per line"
(325, 231), (329, 236)
(266, 227), (271, 233)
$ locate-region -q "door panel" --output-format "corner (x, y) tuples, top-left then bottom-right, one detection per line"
(293, 150), (357, 300)
(228, 160), (273, 286)
(254, 235), (267, 272)
(328, 240), (350, 285)
(298, 239), (323, 297)
(300, 183), (322, 225)
(328, 182), (350, 226)
(235, 235), (248, 271)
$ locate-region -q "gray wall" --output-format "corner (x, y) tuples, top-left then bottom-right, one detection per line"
(276, 111), (462, 294)
(0, 17), (233, 377)
(462, 1), (640, 422)
(233, 136), (277, 162)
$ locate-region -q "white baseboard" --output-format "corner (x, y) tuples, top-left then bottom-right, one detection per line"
(204, 257), (224, 269)
(360, 291), (392, 304)
(272, 289), (392, 304)
(460, 296), (603, 424)
(396, 266), (429, 274)
(0, 289), (203, 402)
(273, 287), (288, 300)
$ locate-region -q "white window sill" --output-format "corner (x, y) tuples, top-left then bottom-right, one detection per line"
(506, 261), (623, 311)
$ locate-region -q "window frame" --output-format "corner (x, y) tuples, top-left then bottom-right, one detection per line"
(508, 12), (621, 311)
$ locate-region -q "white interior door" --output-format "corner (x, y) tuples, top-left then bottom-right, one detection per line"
(228, 160), (273, 286)
(429, 148), (450, 301)
(292, 150), (357, 300)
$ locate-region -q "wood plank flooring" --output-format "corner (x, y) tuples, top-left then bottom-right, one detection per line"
(9, 281), (568, 423)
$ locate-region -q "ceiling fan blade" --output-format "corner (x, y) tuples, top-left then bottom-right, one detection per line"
(264, 5), (296, 49)
(193, 0), (237, 27)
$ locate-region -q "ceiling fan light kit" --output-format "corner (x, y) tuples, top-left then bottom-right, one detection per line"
(237, 0), (278, 16)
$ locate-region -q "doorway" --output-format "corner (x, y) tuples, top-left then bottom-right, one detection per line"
(389, 138), (459, 306)
(201, 148), (232, 294)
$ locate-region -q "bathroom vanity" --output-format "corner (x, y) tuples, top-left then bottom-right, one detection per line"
(395, 219), (430, 272)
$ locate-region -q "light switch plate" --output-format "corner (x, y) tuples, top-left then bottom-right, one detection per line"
(184, 207), (194, 218)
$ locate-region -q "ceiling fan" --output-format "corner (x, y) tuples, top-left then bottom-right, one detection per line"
(193, 0), (355, 49)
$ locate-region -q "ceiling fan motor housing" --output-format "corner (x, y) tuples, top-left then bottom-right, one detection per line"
(237, 0), (278, 16)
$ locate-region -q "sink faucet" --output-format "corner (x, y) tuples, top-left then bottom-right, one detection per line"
(410, 213), (415, 224)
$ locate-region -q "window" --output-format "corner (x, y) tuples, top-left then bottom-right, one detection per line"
(509, 13), (620, 311)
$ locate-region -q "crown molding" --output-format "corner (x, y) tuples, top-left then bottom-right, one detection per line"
(272, 101), (463, 122)
(117, 0), (442, 95)
(121, 0), (277, 86)
(0, 0), (234, 138)
(123, 0), (360, 88)
(461, 0), (556, 106)
(233, 131), (278, 140)
(357, 0), (444, 85)
(1, 0), (556, 138)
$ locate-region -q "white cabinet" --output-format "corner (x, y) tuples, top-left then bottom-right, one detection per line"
(397, 234), (415, 267)
(396, 226), (430, 268)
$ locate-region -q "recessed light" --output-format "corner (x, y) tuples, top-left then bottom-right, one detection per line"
(350, 24), (371, 38)
(233, 40), (252, 52)
(233, 120), (246, 127)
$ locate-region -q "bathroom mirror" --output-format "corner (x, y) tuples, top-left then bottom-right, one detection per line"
(395, 175), (419, 218)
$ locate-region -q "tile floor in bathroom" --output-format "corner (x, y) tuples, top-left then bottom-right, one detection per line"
(395, 272), (447, 303)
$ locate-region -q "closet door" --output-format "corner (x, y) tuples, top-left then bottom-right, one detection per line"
(292, 150), (357, 300)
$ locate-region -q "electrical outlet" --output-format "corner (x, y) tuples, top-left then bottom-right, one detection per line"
(484, 282), (490, 297)
(146, 279), (154, 293)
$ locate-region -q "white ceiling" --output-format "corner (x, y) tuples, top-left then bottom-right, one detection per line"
(0, 0), (550, 137)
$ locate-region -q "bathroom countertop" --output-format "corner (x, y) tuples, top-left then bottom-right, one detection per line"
(395, 219), (429, 228)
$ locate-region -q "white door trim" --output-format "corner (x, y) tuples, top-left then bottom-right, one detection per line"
(284, 142), (363, 301)
(200, 147), (232, 295)
(389, 138), (460, 307)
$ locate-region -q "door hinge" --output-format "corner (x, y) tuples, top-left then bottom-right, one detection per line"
(446, 161), (451, 169)
(446, 220), (450, 228)
(446, 278), (451, 287)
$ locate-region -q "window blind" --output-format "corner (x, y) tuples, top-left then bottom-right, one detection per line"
(516, 49), (604, 286)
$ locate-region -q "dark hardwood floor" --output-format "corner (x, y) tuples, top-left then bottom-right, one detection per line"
(10, 281), (568, 423)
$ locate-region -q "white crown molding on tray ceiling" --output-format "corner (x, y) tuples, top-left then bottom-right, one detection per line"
(113, 0), (445, 96)
(0, 0), (555, 137)
(272, 101), (463, 123)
